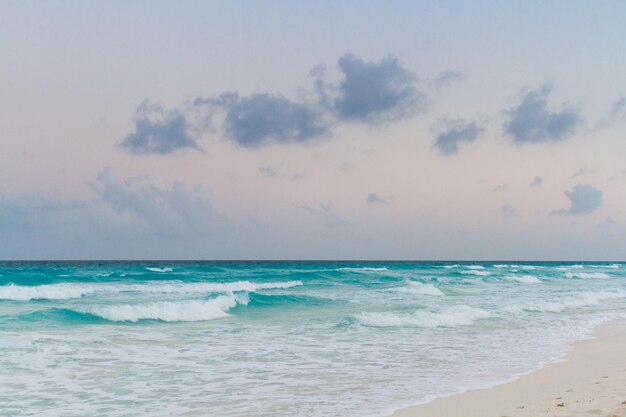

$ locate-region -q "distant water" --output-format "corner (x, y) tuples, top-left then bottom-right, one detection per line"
(1, 261), (625, 417)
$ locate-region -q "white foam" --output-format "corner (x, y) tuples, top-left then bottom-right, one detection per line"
(564, 272), (610, 279)
(504, 275), (541, 284)
(557, 264), (585, 270)
(338, 267), (389, 272)
(506, 290), (626, 313)
(0, 280), (303, 301)
(82, 293), (249, 322)
(145, 267), (173, 273)
(396, 282), (445, 296)
(464, 265), (485, 269)
(460, 270), (490, 276)
(356, 306), (491, 328)
(0, 283), (98, 301)
(443, 264), (460, 269)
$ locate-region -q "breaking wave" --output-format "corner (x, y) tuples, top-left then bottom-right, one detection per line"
(396, 281), (445, 296)
(145, 267), (174, 273)
(0, 281), (303, 301)
(79, 293), (249, 322)
(564, 272), (610, 279)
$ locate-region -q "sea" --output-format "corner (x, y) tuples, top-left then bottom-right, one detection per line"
(1, 261), (625, 417)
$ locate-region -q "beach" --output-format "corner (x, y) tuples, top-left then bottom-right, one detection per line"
(1, 262), (625, 416)
(391, 320), (626, 417)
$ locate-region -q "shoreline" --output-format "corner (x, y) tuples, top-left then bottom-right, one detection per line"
(389, 319), (626, 417)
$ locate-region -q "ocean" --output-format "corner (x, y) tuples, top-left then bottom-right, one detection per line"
(1, 261), (625, 417)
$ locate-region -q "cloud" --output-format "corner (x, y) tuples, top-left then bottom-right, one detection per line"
(492, 183), (508, 192)
(258, 165), (307, 180)
(609, 97), (626, 121)
(432, 70), (465, 89)
(366, 193), (391, 204)
(0, 169), (217, 245)
(503, 85), (581, 144)
(119, 101), (201, 155)
(571, 167), (594, 178)
(302, 204), (346, 228)
(92, 168), (216, 237)
(332, 54), (429, 124)
(551, 184), (602, 215)
(529, 176), (543, 187)
(123, 53), (433, 152)
(432, 117), (484, 155)
(502, 204), (516, 217)
(221, 93), (331, 148)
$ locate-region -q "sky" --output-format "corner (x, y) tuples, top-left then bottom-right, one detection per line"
(1, 1), (626, 260)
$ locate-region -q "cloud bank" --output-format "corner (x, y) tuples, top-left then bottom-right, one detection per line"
(121, 54), (430, 154)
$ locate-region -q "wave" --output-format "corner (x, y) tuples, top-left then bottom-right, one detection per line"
(564, 272), (610, 279)
(0, 280), (303, 301)
(338, 267), (389, 272)
(493, 264), (537, 270)
(0, 283), (99, 301)
(557, 264), (585, 270)
(443, 264), (460, 269)
(502, 275), (541, 284)
(460, 270), (490, 276)
(355, 306), (491, 328)
(79, 293), (249, 322)
(396, 282), (445, 296)
(582, 264), (621, 269)
(145, 267), (173, 273)
(464, 265), (485, 270)
(505, 290), (626, 313)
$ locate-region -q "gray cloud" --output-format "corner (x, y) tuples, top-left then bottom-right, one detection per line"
(123, 53), (432, 153)
(332, 54), (429, 124)
(0, 169), (219, 258)
(432, 117), (484, 155)
(571, 167), (594, 178)
(492, 183), (508, 192)
(92, 168), (216, 237)
(503, 85), (581, 144)
(366, 193), (390, 204)
(302, 204), (346, 228)
(258, 165), (307, 180)
(502, 204), (516, 217)
(432, 70), (465, 89)
(552, 184), (602, 215)
(221, 93), (330, 148)
(529, 176), (543, 187)
(119, 101), (201, 155)
(609, 97), (626, 121)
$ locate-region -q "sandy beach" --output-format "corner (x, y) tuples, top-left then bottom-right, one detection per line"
(391, 320), (626, 417)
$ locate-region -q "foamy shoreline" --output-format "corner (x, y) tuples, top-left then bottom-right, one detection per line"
(389, 319), (626, 417)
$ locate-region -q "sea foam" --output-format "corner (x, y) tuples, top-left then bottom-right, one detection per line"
(0, 283), (99, 301)
(396, 281), (445, 296)
(506, 290), (626, 314)
(355, 305), (491, 328)
(0, 280), (303, 301)
(564, 272), (610, 279)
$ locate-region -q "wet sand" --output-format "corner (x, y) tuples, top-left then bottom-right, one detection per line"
(391, 320), (626, 417)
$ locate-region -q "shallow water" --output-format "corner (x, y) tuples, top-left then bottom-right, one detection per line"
(1, 261), (625, 416)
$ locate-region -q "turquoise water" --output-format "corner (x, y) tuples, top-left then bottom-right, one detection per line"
(1, 261), (626, 416)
